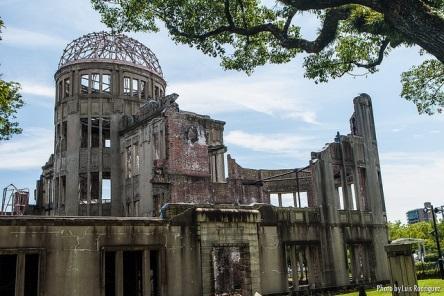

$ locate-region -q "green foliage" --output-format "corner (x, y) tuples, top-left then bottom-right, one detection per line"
(0, 80), (24, 140)
(388, 220), (444, 255)
(91, 0), (444, 113)
(401, 59), (444, 115)
(0, 17), (24, 140)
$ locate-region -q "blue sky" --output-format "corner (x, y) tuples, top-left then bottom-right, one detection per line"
(0, 0), (443, 222)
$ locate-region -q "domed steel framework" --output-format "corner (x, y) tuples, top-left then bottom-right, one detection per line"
(58, 31), (163, 76)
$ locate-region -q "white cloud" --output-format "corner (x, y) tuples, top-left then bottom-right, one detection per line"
(225, 130), (314, 156)
(0, 128), (53, 170)
(2, 27), (67, 48)
(380, 152), (444, 223)
(21, 82), (54, 98)
(169, 76), (318, 124)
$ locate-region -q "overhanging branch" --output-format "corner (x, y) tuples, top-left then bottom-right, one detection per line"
(353, 38), (389, 68)
(165, 4), (351, 55)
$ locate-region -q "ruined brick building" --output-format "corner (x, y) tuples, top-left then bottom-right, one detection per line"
(0, 32), (390, 296)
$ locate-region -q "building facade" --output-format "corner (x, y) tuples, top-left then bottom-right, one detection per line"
(0, 32), (390, 296)
(406, 208), (433, 224)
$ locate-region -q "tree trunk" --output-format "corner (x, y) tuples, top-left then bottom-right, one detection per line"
(382, 0), (444, 62)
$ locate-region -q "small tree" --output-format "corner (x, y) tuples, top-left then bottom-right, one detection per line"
(0, 17), (24, 140)
(91, 0), (444, 114)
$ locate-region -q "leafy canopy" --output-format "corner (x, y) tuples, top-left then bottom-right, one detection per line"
(92, 0), (444, 114)
(0, 17), (24, 140)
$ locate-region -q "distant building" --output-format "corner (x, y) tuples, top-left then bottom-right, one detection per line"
(406, 208), (432, 224)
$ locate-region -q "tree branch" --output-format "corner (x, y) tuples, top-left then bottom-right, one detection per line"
(279, 0), (383, 12)
(284, 9), (297, 35)
(165, 6), (351, 54)
(354, 38), (389, 68)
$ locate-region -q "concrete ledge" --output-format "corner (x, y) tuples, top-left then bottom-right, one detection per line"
(0, 216), (166, 226)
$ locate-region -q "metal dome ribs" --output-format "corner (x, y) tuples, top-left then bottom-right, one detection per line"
(58, 31), (163, 76)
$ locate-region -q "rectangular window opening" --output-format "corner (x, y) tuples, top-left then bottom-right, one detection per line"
(123, 251), (144, 296)
(150, 250), (160, 296)
(102, 172), (111, 203)
(80, 118), (88, 148)
(102, 74), (111, 94)
(126, 146), (132, 179)
(61, 176), (66, 206)
(350, 184), (357, 210)
(123, 77), (131, 95)
(346, 245), (354, 282)
(270, 193), (279, 206)
(91, 73), (100, 94)
(58, 81), (63, 101)
(91, 118), (100, 148)
(0, 254), (17, 296)
(132, 79), (139, 97)
(337, 187), (345, 210)
(296, 247), (309, 286)
(281, 193), (295, 207)
(102, 118), (111, 148)
(61, 121), (67, 152)
(81, 74), (89, 94)
(154, 86), (159, 98)
(24, 254), (39, 296)
(134, 144), (140, 176)
(79, 173), (88, 204)
(104, 251), (116, 296)
(64, 78), (70, 98)
(90, 172), (99, 203)
(297, 192), (308, 208)
(140, 80), (146, 99)
(359, 168), (368, 210)
(212, 246), (250, 296)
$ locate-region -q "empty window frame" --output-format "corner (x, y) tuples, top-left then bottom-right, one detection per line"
(61, 176), (66, 206)
(350, 185), (357, 210)
(134, 144), (140, 176)
(61, 121), (67, 152)
(154, 86), (160, 98)
(140, 80), (146, 99)
(285, 245), (310, 290)
(0, 254), (16, 296)
(102, 74), (111, 94)
(91, 172), (99, 203)
(123, 77), (131, 96)
(337, 187), (345, 210)
(79, 173), (88, 204)
(81, 74), (89, 94)
(91, 118), (100, 148)
(132, 79), (139, 97)
(103, 249), (161, 296)
(126, 146), (132, 179)
(64, 78), (70, 98)
(212, 246), (250, 296)
(358, 168), (369, 210)
(102, 118), (111, 148)
(270, 193), (279, 206)
(91, 73), (100, 94)
(0, 253), (41, 296)
(345, 245), (354, 282)
(281, 193), (294, 207)
(81, 118), (88, 148)
(297, 192), (308, 208)
(346, 167), (358, 210)
(102, 172), (111, 203)
(58, 81), (63, 101)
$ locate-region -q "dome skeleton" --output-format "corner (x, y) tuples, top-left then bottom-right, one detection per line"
(58, 31), (163, 77)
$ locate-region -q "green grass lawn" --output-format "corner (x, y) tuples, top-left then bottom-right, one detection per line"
(337, 279), (444, 296)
